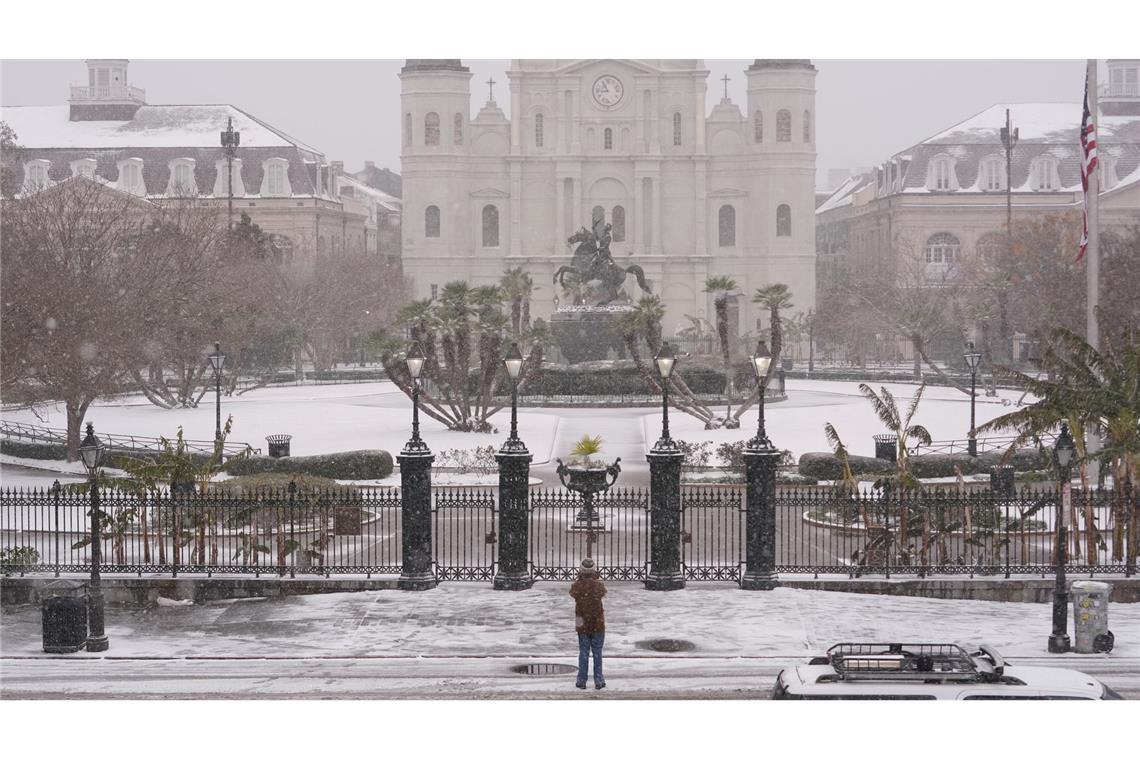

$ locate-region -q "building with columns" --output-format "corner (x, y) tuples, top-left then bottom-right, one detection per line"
(399, 59), (817, 337)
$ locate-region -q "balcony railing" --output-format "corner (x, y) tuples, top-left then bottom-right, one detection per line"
(69, 84), (147, 102)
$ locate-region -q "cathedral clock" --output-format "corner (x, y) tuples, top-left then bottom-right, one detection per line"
(592, 75), (624, 109)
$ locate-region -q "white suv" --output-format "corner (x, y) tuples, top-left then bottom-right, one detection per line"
(772, 642), (1124, 700)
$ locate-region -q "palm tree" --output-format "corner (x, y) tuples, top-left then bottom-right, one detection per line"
(752, 283), (794, 370)
(499, 266), (536, 337)
(704, 276), (738, 399)
(978, 325), (1140, 564)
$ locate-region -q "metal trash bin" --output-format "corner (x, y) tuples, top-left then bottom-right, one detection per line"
(873, 434), (896, 462)
(1072, 581), (1112, 654)
(990, 465), (1015, 498)
(42, 580), (87, 654)
(266, 434), (292, 458)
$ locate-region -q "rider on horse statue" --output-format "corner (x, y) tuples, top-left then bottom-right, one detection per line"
(554, 221), (651, 306)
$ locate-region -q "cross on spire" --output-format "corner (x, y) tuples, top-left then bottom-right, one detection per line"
(487, 77), (496, 102)
(722, 74), (731, 100)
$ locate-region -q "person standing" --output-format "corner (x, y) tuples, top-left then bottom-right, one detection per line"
(570, 557), (607, 689)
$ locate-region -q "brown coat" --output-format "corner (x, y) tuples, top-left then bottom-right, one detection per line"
(569, 575), (607, 633)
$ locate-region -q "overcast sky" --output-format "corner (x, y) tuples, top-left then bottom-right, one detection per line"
(1, 58), (1097, 190)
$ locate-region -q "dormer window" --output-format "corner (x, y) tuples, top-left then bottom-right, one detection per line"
(70, 158), (97, 179)
(166, 158), (198, 196)
(1098, 155), (1118, 190)
(261, 158), (291, 197)
(213, 158), (245, 197)
(979, 156), (1005, 191)
(1031, 156), (1059, 191)
(927, 155), (958, 191)
(23, 159), (51, 192)
(117, 158), (146, 196)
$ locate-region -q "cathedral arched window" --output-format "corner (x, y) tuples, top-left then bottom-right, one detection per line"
(482, 205), (499, 247)
(754, 111), (763, 143)
(535, 113), (544, 148)
(604, 128), (613, 150)
(404, 113), (412, 147)
(454, 113), (464, 145)
(803, 110), (812, 143)
(424, 112), (440, 146)
(425, 205), (441, 238)
(612, 206), (626, 242)
(777, 110), (791, 142)
(673, 112), (682, 146)
(776, 204), (792, 237)
(718, 205), (735, 247)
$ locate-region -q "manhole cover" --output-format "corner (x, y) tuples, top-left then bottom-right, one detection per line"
(636, 638), (696, 652)
(510, 663), (578, 676)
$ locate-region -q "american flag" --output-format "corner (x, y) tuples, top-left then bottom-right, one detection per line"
(1078, 74), (1099, 262)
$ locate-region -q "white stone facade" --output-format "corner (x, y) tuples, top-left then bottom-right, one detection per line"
(399, 59), (817, 336)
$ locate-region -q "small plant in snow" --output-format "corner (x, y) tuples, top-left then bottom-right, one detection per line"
(568, 434), (604, 468)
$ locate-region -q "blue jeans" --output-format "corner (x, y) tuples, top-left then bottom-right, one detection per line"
(577, 632), (605, 686)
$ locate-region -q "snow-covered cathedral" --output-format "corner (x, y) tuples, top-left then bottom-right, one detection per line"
(399, 59), (818, 337)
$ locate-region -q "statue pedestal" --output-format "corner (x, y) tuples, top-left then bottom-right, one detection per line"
(551, 305), (633, 365)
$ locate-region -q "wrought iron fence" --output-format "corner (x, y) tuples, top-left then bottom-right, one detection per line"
(0, 484), (1133, 581)
(0, 420), (259, 458)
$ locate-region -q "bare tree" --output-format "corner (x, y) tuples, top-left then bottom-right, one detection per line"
(1, 178), (217, 457)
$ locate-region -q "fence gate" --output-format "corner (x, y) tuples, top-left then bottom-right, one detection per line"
(432, 488), (497, 582)
(528, 488), (649, 581)
(680, 486), (745, 581)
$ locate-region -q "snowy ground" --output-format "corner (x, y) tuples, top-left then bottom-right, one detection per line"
(1, 378), (1027, 489)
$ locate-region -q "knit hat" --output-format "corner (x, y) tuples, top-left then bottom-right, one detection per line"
(580, 557), (596, 575)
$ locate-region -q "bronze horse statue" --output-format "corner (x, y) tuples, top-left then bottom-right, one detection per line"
(553, 226), (651, 306)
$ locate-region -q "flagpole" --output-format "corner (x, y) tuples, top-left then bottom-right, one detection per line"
(1086, 58), (1099, 351)
(1085, 58), (1102, 485)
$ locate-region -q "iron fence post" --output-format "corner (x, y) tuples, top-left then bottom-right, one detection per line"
(493, 448), (534, 590)
(52, 480), (61, 577)
(398, 436), (437, 591)
(288, 480), (296, 579)
(645, 448), (685, 590)
(741, 443), (780, 591)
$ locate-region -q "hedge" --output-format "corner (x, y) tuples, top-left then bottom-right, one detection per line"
(0, 439), (188, 469)
(224, 449), (393, 480)
(798, 447), (1051, 481)
(522, 359), (731, 396)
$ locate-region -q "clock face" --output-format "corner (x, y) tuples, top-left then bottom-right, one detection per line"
(592, 75), (624, 108)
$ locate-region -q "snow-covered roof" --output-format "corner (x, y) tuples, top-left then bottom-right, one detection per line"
(881, 102), (1140, 197)
(0, 104), (321, 155)
(816, 173), (873, 214)
(336, 174), (402, 212)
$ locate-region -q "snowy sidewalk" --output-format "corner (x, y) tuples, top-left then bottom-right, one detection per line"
(3, 585), (1136, 698)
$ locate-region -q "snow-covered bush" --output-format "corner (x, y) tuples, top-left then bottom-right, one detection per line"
(225, 450), (393, 480)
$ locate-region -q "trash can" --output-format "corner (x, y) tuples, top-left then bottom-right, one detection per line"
(873, 435), (896, 462)
(42, 580), (87, 654)
(266, 434), (292, 458)
(990, 465), (1015, 498)
(1072, 581), (1112, 654)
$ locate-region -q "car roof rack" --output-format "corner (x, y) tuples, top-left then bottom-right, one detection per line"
(820, 643), (1002, 684)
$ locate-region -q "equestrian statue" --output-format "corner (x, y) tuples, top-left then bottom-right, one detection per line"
(553, 218), (651, 306)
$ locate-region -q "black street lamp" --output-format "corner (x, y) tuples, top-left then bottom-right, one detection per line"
(220, 116), (241, 231)
(653, 342), (677, 451)
(646, 341), (684, 590)
(501, 342), (526, 453)
(742, 340), (779, 590)
(964, 342), (982, 456)
(208, 342), (226, 449)
(749, 340), (774, 449)
(404, 341), (427, 453)
(494, 342), (534, 590)
(78, 423), (108, 652)
(398, 341), (435, 590)
(1048, 423), (1077, 653)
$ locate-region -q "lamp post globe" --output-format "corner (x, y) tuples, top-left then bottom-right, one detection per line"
(208, 342), (226, 448)
(964, 342), (982, 456)
(404, 341), (427, 451)
(1048, 422), (1077, 653)
(78, 422), (109, 652)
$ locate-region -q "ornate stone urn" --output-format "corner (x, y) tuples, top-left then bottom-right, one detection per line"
(556, 456), (621, 531)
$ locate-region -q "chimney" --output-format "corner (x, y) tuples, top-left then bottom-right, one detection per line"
(365, 161), (375, 171)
